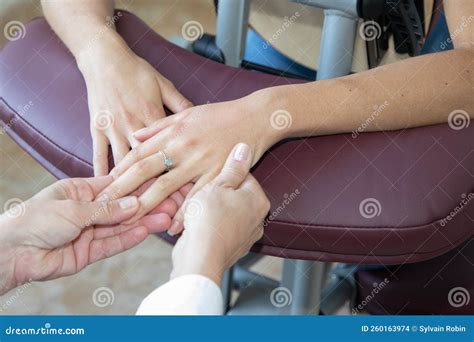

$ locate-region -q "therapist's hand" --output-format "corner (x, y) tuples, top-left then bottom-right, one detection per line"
(170, 143), (270, 285)
(0, 176), (174, 295)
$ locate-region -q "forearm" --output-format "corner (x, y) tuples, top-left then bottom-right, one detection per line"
(41, 0), (127, 70)
(261, 48), (473, 141)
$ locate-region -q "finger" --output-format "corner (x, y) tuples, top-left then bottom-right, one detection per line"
(80, 176), (114, 195)
(93, 213), (171, 239)
(141, 102), (167, 126)
(132, 115), (178, 142)
(126, 122), (144, 149)
(169, 191), (185, 208)
(89, 226), (148, 263)
(179, 183), (194, 197)
(92, 132), (110, 176)
(168, 177), (211, 236)
(72, 195), (139, 226)
(109, 134), (130, 166)
(98, 152), (167, 201)
(109, 132), (168, 178)
(159, 77), (193, 113)
(214, 143), (252, 189)
(126, 167), (195, 223)
(149, 198), (178, 217)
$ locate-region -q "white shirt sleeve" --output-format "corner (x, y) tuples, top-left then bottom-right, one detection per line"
(136, 274), (224, 315)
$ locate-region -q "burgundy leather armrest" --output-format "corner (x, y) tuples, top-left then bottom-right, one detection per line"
(1, 11), (472, 264)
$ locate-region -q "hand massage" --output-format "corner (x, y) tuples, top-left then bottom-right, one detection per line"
(0, 0), (472, 323)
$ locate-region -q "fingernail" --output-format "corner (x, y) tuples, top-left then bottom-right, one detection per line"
(233, 143), (250, 162)
(119, 196), (138, 209)
(96, 193), (108, 202)
(167, 220), (180, 236)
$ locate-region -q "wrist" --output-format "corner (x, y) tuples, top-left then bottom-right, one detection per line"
(171, 239), (226, 286)
(245, 86), (294, 147)
(76, 30), (130, 76)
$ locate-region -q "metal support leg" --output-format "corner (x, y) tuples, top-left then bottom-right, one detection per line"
(215, 0), (250, 67)
(317, 9), (358, 80)
(221, 267), (233, 312)
(282, 260), (326, 315)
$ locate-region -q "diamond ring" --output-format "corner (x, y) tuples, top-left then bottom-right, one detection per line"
(158, 150), (173, 172)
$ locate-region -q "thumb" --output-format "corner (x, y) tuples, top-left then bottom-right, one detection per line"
(71, 196), (140, 227)
(214, 143), (252, 189)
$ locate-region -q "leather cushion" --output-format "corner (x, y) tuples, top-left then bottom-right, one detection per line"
(1, 11), (472, 264)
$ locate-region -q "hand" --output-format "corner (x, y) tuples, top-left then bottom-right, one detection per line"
(99, 90), (281, 230)
(0, 176), (190, 295)
(170, 143), (270, 285)
(79, 35), (192, 175)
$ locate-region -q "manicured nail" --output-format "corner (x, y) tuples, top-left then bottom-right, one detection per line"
(167, 220), (180, 236)
(119, 196), (138, 209)
(233, 143), (249, 162)
(96, 193), (108, 202)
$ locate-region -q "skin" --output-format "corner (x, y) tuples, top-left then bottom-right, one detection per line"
(41, 0), (192, 176)
(170, 143), (270, 285)
(0, 176), (180, 295)
(0, 144), (268, 295)
(99, 0), (473, 235)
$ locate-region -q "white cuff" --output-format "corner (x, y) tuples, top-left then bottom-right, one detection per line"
(136, 274), (224, 315)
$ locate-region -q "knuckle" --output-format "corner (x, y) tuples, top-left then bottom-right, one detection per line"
(130, 146), (144, 161)
(132, 159), (152, 175)
(225, 167), (246, 181)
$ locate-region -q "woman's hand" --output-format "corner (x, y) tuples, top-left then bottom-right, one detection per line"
(98, 90), (283, 232)
(0, 176), (190, 295)
(79, 36), (192, 176)
(171, 143), (270, 285)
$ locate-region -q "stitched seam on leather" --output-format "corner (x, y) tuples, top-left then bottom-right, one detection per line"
(0, 98), (92, 168)
(255, 234), (473, 257)
(268, 199), (474, 230)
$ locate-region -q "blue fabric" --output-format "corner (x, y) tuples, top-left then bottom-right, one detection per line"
(244, 10), (453, 78)
(244, 29), (316, 79)
(421, 10), (453, 55)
